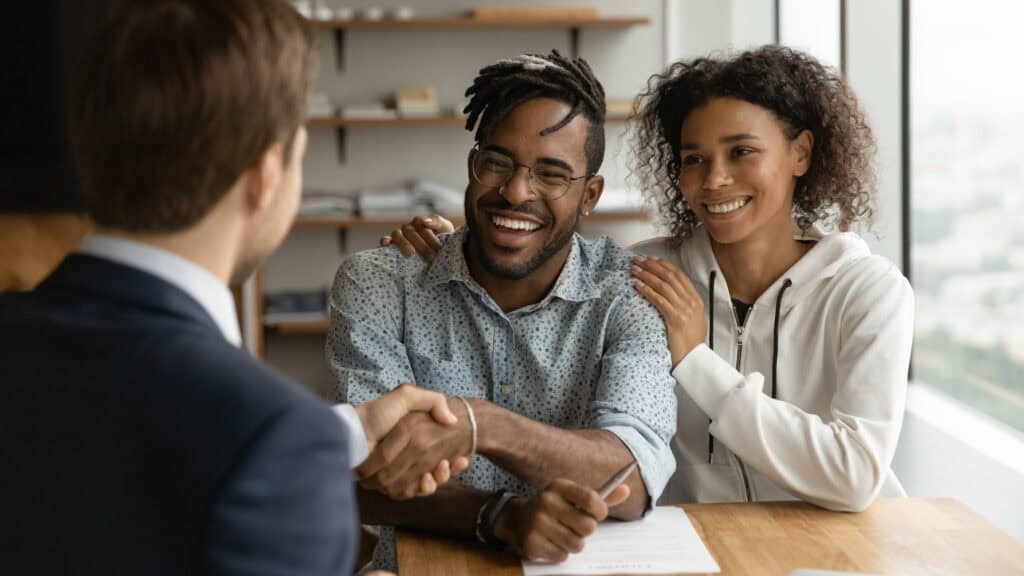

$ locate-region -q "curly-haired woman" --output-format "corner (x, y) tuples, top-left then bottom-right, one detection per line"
(627, 45), (913, 511)
(380, 45), (913, 512)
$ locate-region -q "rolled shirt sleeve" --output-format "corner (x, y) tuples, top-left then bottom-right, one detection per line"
(590, 289), (678, 508)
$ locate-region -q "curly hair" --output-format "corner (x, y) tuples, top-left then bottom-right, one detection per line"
(628, 45), (877, 241)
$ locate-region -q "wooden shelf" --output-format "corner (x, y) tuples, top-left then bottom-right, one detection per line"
(292, 215), (462, 230)
(307, 16), (650, 30)
(292, 211), (647, 230)
(307, 111), (631, 129)
(266, 320), (329, 335)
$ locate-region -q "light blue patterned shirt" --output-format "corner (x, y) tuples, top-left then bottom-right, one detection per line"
(327, 227), (677, 570)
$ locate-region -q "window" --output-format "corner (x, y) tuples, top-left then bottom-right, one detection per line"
(778, 0), (841, 71)
(910, 0), (1024, 433)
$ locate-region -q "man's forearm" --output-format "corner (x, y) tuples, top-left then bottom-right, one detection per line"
(357, 484), (489, 539)
(469, 399), (648, 519)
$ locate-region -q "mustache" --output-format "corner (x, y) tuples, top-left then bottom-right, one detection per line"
(477, 194), (551, 225)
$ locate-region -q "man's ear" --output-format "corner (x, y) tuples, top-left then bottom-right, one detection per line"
(792, 129), (814, 178)
(581, 174), (604, 216)
(466, 147), (477, 180)
(244, 142), (285, 214)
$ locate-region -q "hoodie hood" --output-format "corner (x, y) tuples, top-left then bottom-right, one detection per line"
(672, 223), (874, 314)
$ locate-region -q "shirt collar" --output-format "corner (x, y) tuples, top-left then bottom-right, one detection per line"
(423, 227), (601, 306)
(78, 234), (243, 347)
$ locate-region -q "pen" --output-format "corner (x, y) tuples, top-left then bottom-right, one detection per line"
(597, 460), (637, 499)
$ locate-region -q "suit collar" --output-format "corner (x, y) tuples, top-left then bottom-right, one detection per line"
(38, 254), (224, 338)
(77, 235), (242, 346)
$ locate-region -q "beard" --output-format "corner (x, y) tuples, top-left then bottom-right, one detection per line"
(465, 186), (582, 280)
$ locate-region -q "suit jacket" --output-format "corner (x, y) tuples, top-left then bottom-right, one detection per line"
(0, 254), (357, 575)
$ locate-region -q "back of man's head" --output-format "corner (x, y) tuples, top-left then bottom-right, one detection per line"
(68, 0), (315, 233)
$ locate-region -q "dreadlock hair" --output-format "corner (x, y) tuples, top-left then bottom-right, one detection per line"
(463, 50), (607, 175)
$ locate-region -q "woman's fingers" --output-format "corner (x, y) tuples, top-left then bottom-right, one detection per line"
(632, 263), (685, 305)
(634, 278), (676, 317)
(632, 256), (701, 306)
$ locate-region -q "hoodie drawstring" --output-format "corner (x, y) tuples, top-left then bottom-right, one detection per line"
(706, 270), (791, 462)
(771, 279), (793, 399)
(707, 270), (717, 463)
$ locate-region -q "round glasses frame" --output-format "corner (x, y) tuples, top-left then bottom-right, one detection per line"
(470, 144), (592, 202)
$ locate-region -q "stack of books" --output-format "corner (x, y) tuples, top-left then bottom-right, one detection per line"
(263, 290), (328, 326)
(340, 103), (397, 120)
(299, 189), (357, 218)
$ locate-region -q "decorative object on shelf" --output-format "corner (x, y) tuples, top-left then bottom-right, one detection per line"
(361, 7), (385, 21)
(394, 86), (440, 118)
(605, 98), (635, 118)
(392, 7), (414, 21)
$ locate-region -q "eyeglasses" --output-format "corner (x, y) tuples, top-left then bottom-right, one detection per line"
(470, 144), (591, 201)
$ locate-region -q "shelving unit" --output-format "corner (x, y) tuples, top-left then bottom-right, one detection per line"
(308, 15), (651, 70)
(306, 109), (632, 129)
(306, 16), (650, 30)
(307, 107), (633, 163)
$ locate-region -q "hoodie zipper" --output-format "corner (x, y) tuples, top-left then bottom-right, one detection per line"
(732, 312), (754, 502)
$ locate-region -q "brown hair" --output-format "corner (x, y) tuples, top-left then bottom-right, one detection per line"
(629, 45), (877, 242)
(68, 0), (316, 232)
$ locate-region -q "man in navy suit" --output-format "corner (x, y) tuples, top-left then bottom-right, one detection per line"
(0, 1), (463, 573)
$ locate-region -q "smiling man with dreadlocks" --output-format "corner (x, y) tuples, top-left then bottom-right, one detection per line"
(328, 50), (677, 570)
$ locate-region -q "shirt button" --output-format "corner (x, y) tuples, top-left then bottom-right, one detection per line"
(500, 383), (513, 395)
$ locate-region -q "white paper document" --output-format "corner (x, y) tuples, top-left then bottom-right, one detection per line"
(522, 506), (720, 575)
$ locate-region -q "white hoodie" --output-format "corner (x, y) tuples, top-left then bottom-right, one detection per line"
(633, 224), (914, 512)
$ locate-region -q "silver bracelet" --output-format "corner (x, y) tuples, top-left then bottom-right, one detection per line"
(457, 396), (477, 461)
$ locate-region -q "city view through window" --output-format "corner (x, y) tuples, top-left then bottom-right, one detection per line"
(910, 0), (1024, 432)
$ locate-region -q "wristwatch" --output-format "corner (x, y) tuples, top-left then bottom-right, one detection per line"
(475, 489), (516, 547)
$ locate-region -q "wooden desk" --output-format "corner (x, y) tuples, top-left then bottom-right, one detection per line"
(396, 498), (1024, 575)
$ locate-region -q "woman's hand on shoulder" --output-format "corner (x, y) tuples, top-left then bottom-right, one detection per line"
(631, 255), (707, 367)
(379, 214), (455, 262)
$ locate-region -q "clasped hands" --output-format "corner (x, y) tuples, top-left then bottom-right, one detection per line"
(355, 385), (473, 499)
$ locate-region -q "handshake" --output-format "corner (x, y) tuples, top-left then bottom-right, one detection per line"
(353, 383), (471, 499)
